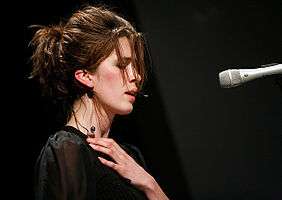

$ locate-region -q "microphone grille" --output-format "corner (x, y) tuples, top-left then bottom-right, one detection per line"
(219, 69), (242, 88)
(230, 70), (242, 86)
(219, 71), (231, 88)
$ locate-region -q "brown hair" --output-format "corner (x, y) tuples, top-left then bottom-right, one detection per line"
(29, 5), (146, 123)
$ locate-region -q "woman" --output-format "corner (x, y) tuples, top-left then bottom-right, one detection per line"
(30, 5), (169, 200)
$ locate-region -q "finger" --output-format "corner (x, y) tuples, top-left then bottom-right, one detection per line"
(87, 138), (127, 156)
(87, 138), (113, 148)
(87, 138), (124, 158)
(89, 144), (122, 162)
(90, 138), (127, 155)
(98, 156), (119, 170)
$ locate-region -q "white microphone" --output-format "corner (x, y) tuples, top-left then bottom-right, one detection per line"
(219, 63), (282, 88)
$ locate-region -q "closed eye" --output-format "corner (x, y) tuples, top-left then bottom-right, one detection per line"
(116, 57), (131, 69)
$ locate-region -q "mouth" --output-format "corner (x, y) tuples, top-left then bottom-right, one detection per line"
(125, 91), (137, 97)
(125, 90), (137, 103)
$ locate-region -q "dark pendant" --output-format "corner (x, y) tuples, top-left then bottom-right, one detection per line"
(90, 126), (96, 133)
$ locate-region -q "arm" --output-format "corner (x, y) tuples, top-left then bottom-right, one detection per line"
(34, 138), (95, 200)
(86, 137), (170, 200)
(142, 178), (170, 200)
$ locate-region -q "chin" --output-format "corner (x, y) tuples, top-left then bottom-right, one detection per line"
(116, 104), (134, 115)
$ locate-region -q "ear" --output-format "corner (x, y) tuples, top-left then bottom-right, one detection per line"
(74, 70), (94, 88)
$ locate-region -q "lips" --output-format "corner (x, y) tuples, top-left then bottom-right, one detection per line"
(125, 90), (137, 103)
(125, 91), (137, 96)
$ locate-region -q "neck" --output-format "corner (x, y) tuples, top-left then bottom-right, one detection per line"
(66, 94), (114, 138)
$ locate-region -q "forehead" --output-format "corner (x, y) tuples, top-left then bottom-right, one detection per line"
(116, 36), (131, 58)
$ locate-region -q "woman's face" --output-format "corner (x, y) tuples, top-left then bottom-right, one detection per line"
(92, 37), (140, 115)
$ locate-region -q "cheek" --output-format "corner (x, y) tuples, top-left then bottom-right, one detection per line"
(98, 69), (123, 97)
(103, 68), (123, 86)
(104, 71), (119, 82)
(93, 63), (124, 100)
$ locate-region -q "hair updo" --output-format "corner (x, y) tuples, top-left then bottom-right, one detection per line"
(29, 5), (146, 123)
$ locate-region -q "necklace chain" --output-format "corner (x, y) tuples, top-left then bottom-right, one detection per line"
(72, 110), (96, 137)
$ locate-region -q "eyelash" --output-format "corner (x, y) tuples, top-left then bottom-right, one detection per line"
(116, 61), (130, 69)
(116, 63), (127, 69)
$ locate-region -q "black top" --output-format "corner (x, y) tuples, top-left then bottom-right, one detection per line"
(34, 126), (148, 200)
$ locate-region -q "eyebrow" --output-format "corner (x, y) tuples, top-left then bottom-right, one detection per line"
(120, 57), (132, 60)
(115, 57), (132, 63)
(114, 56), (131, 60)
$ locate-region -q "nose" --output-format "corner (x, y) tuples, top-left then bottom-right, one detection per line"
(126, 64), (141, 83)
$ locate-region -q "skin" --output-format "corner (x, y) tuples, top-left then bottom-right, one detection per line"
(68, 37), (169, 200)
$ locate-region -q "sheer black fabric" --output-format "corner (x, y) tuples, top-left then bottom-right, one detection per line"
(34, 126), (148, 200)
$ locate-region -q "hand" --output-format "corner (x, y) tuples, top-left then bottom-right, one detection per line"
(86, 137), (154, 191)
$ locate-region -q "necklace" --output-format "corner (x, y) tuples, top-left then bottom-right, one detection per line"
(72, 111), (96, 138)
(79, 122), (96, 138)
